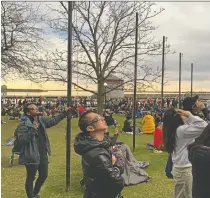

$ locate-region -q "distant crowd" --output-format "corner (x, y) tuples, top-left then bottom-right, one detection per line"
(1, 96), (210, 121)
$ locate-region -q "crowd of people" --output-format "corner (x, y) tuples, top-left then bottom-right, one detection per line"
(2, 95), (210, 198)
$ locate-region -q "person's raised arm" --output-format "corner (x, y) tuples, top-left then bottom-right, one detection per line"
(41, 107), (70, 128)
(176, 109), (208, 138)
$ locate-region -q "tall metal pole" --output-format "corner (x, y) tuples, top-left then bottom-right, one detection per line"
(66, 1), (73, 192)
(104, 87), (106, 111)
(179, 53), (182, 108)
(161, 36), (165, 120)
(191, 63), (193, 97)
(133, 12), (138, 152)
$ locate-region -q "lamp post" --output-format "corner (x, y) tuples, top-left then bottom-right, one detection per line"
(66, 1), (73, 192)
(104, 82), (108, 111)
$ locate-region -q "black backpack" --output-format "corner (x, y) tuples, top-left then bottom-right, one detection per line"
(189, 145), (210, 163)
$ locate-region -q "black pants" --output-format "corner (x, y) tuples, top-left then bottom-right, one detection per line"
(25, 155), (48, 198)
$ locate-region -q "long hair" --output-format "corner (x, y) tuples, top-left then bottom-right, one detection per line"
(163, 108), (184, 154)
(188, 123), (210, 152)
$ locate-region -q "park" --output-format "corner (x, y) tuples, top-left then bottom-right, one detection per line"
(2, 114), (174, 198)
(1, 1), (210, 198)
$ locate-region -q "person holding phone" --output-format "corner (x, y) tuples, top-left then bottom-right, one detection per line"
(16, 103), (70, 198)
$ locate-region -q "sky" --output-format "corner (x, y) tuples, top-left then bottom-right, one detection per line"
(3, 1), (210, 96)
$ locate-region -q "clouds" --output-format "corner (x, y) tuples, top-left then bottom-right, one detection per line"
(37, 2), (210, 91)
(149, 2), (210, 88)
(5, 2), (209, 92)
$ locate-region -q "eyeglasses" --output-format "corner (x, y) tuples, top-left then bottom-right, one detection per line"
(86, 115), (103, 126)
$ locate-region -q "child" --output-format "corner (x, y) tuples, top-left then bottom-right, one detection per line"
(153, 122), (163, 153)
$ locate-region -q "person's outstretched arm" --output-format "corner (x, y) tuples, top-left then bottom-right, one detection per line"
(41, 107), (70, 128)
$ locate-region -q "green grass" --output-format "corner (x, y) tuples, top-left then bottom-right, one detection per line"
(1, 115), (173, 198)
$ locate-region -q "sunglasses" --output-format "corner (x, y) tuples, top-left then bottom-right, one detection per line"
(86, 115), (103, 126)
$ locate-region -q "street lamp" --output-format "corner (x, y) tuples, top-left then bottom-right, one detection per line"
(104, 82), (108, 110)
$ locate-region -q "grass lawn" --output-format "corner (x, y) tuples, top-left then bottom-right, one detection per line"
(1, 115), (173, 198)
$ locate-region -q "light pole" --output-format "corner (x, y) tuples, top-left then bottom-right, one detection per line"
(133, 12), (138, 152)
(161, 36), (165, 121)
(191, 63), (193, 97)
(66, 1), (73, 192)
(104, 82), (108, 111)
(179, 53), (182, 108)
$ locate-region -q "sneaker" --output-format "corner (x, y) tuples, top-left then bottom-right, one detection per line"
(34, 195), (40, 198)
(153, 149), (163, 154)
(1, 120), (6, 124)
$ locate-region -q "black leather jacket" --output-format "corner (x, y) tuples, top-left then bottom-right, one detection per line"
(74, 132), (124, 198)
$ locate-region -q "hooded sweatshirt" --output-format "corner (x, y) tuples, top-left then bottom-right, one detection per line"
(172, 112), (208, 168)
(142, 115), (155, 134)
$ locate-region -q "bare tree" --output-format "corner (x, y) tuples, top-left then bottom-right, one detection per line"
(27, 2), (172, 114)
(1, 2), (44, 80)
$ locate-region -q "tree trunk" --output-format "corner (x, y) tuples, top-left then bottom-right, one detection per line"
(97, 80), (105, 115)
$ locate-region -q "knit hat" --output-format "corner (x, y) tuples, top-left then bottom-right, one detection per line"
(182, 95), (199, 112)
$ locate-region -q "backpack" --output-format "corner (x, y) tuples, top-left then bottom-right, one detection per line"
(189, 145), (210, 163)
(12, 124), (23, 153)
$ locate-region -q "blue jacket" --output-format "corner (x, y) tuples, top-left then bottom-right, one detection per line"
(17, 112), (66, 165)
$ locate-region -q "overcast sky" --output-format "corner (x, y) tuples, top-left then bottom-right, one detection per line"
(5, 1), (210, 94)
(152, 2), (210, 85)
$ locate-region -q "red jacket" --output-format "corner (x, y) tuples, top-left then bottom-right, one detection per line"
(78, 106), (86, 113)
(153, 128), (163, 147)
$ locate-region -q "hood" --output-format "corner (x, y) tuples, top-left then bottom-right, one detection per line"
(20, 114), (33, 127)
(144, 115), (153, 121)
(74, 132), (110, 156)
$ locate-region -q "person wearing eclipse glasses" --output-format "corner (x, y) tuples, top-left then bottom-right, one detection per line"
(74, 110), (124, 198)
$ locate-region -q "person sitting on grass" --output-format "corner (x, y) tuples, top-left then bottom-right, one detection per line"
(77, 104), (86, 117)
(122, 114), (133, 133)
(103, 111), (115, 126)
(142, 112), (155, 134)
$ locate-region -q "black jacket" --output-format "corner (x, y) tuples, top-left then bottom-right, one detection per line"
(16, 113), (66, 165)
(122, 119), (132, 132)
(74, 132), (124, 198)
(190, 145), (210, 198)
(188, 125), (210, 198)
